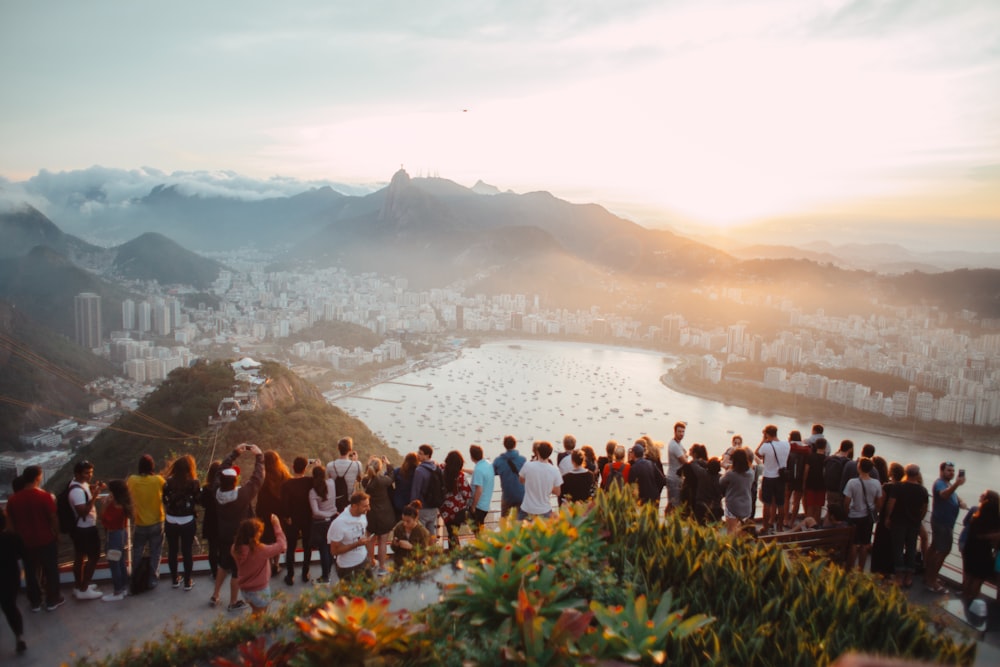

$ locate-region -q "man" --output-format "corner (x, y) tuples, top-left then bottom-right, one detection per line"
(924, 461), (966, 593)
(68, 460), (104, 599)
(5, 466), (64, 611)
(210, 443), (264, 611)
(410, 444), (441, 533)
(841, 443), (880, 491)
(843, 457), (882, 571)
(804, 423), (825, 446)
(518, 441), (563, 520)
(493, 435), (526, 518)
(629, 442), (666, 508)
(280, 456), (315, 585)
(823, 440), (854, 515)
(755, 424), (790, 534)
(469, 444), (494, 529)
(556, 434), (577, 475)
(128, 454), (166, 589)
(665, 422), (690, 513)
(328, 491), (373, 581)
(883, 463), (929, 588)
(326, 437), (362, 511)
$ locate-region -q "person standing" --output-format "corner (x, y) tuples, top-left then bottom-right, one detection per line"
(493, 436), (526, 519)
(6, 466), (64, 611)
(755, 425), (790, 534)
(328, 492), (373, 582)
(961, 490), (1000, 605)
(517, 441), (563, 520)
(883, 463), (929, 588)
(128, 454), (166, 590)
(308, 466), (338, 583)
(557, 435), (577, 475)
(162, 455), (200, 591)
(68, 460), (105, 600)
(439, 450), (471, 551)
(211, 443), (265, 611)
(629, 443), (666, 509)
(720, 448), (754, 535)
(0, 508), (27, 654)
(99, 480), (132, 602)
(280, 456), (315, 585)
(470, 444), (494, 529)
(410, 444), (441, 534)
(924, 461), (966, 593)
(361, 456), (395, 575)
(327, 437), (362, 512)
(665, 422), (690, 513)
(560, 450), (595, 504)
(843, 457), (882, 571)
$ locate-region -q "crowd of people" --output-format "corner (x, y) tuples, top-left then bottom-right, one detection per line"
(1, 423), (998, 656)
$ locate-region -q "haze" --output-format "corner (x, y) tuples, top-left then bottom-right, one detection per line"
(1, 0), (999, 251)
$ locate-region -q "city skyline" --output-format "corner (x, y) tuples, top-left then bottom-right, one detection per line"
(1, 1), (999, 250)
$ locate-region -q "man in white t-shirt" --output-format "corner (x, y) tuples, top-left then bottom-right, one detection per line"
(754, 424), (790, 535)
(328, 491), (372, 581)
(518, 441), (564, 520)
(68, 460), (105, 600)
(665, 422), (690, 514)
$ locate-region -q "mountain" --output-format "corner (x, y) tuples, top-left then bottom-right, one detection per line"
(286, 169), (734, 289)
(112, 232), (224, 289)
(0, 299), (117, 448)
(71, 359), (398, 482)
(0, 203), (112, 270)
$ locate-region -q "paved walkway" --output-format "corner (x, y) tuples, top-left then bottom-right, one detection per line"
(5, 567), (998, 666)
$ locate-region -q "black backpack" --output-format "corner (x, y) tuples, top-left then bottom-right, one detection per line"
(603, 463), (626, 491)
(423, 466), (445, 509)
(56, 481), (84, 534)
(823, 456), (847, 492)
(332, 464), (351, 513)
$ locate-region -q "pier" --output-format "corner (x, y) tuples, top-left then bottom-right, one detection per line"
(385, 380), (433, 389)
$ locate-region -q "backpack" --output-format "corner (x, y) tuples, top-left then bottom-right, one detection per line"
(604, 463), (626, 491)
(130, 555), (152, 595)
(164, 481), (195, 517)
(423, 466), (445, 509)
(823, 456), (847, 492)
(332, 464), (351, 513)
(57, 481), (85, 533)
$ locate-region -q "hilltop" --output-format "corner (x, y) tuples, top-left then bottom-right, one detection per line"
(64, 359), (396, 485)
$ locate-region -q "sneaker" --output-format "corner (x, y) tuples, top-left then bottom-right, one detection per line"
(172, 576), (182, 589)
(209, 596), (220, 608)
(183, 580), (194, 592)
(102, 592), (126, 602)
(148, 578), (159, 589)
(74, 588), (103, 600)
(376, 567), (390, 577)
(301, 573), (311, 584)
(87, 583), (100, 591)
(316, 576), (330, 584)
(30, 604), (42, 613)
(284, 575), (295, 586)
(227, 600), (248, 612)
(45, 597), (66, 611)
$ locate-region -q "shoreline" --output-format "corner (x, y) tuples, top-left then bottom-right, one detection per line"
(659, 361), (1000, 457)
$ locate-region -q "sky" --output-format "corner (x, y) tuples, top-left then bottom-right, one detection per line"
(1, 0), (999, 248)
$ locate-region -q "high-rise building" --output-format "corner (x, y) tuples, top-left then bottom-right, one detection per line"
(74, 292), (102, 349)
(122, 298), (135, 330)
(138, 300), (152, 333)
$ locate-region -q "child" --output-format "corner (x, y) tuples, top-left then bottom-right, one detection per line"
(390, 501), (433, 569)
(231, 514), (286, 616)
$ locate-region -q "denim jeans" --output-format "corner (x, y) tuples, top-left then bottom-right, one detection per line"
(105, 529), (130, 595)
(310, 519), (332, 579)
(132, 522), (164, 584)
(164, 520), (196, 582)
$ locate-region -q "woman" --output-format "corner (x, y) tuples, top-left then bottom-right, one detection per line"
(870, 461), (904, 576)
(720, 448), (754, 535)
(162, 455), (200, 591)
(99, 479), (132, 601)
(0, 508), (27, 654)
(390, 501), (434, 569)
(392, 453), (419, 521)
(231, 515), (286, 617)
(439, 450), (471, 551)
(597, 441), (617, 487)
(256, 450), (291, 577)
(961, 490), (1000, 605)
(308, 466), (338, 583)
(362, 456), (395, 575)
(561, 450), (595, 504)
(199, 460), (222, 580)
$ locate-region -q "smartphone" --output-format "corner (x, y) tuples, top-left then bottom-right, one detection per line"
(958, 469), (965, 478)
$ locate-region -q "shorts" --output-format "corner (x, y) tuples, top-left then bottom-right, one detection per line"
(71, 525), (101, 559)
(723, 505), (749, 521)
(665, 476), (681, 507)
(803, 489), (826, 508)
(849, 515), (874, 545)
(929, 521), (954, 555)
(218, 550), (239, 576)
(241, 586), (272, 609)
(760, 477), (784, 505)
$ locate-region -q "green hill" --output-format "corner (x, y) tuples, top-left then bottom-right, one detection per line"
(68, 359), (396, 484)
